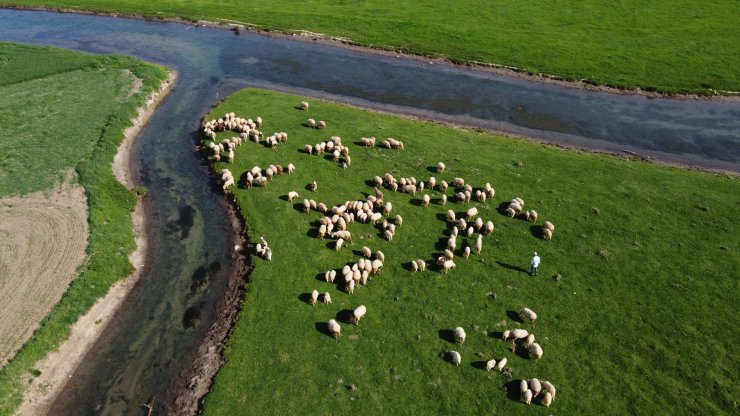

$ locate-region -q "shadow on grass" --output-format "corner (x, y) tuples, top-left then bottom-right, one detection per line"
(402, 261), (417, 272)
(529, 225), (545, 239)
(513, 344), (530, 360)
(293, 203), (307, 213)
(409, 198), (424, 207)
(496, 261), (529, 275)
(434, 237), (449, 251)
(435, 212), (448, 224)
(489, 331), (505, 340)
(299, 292), (314, 305)
(315, 322), (334, 339)
(426, 166), (438, 173)
(497, 201), (512, 216)
(279, 194), (291, 202)
(471, 360), (488, 370)
(336, 309), (355, 324)
(314, 272), (327, 283)
(438, 329), (456, 344)
(504, 380), (523, 402)
(507, 310), (522, 323)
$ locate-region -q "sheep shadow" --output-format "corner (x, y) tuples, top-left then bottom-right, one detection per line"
(409, 198), (425, 207)
(301, 123), (316, 129)
(489, 331), (505, 340)
(306, 228), (320, 239)
(336, 309), (355, 324)
(435, 212), (449, 224)
(507, 310), (522, 323)
(298, 293), (314, 305)
(293, 203), (306, 213)
(471, 360), (488, 371)
(496, 261), (529, 275)
(364, 179), (377, 188)
(315, 322), (334, 339)
(434, 237), (449, 251)
(352, 249), (366, 258)
(513, 343), (530, 360)
(279, 194), (290, 201)
(402, 261), (417, 272)
(314, 272), (327, 283)
(304, 183), (315, 192)
(504, 380), (523, 402)
(438, 329), (456, 344)
(294, 105), (305, 111)
(426, 166), (439, 173)
(529, 225), (544, 239)
(236, 171), (251, 189)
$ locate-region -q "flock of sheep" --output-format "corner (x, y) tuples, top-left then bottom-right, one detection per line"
(200, 102), (559, 408)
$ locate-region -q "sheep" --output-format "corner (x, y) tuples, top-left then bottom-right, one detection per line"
(449, 350), (461, 366)
(370, 212), (383, 224)
(484, 221), (495, 235)
(528, 342), (544, 360)
(524, 333), (535, 347)
(361, 246), (372, 258)
(287, 191), (299, 201)
(447, 237), (457, 251)
(222, 177), (234, 189)
(439, 194), (447, 205)
(451, 226), (459, 238)
(384, 229), (394, 241)
(458, 218), (467, 230)
(465, 207), (478, 220)
(495, 357), (507, 371)
(519, 307), (538, 325)
(353, 305), (367, 324)
(443, 249), (454, 260)
(463, 246), (471, 259)
(375, 250), (385, 262)
(542, 391), (553, 407)
(508, 328), (529, 343)
(452, 177), (465, 187)
(307, 118), (316, 128)
(504, 207), (516, 217)
(255, 116), (263, 127)
(422, 194), (430, 207)
(528, 378), (542, 397)
(300, 101), (309, 111)
(447, 210), (456, 223)
(384, 202), (393, 215)
(486, 359), (497, 371)
(415, 259), (426, 271)
(454, 327), (466, 344)
(520, 380), (528, 396)
(529, 210), (538, 223)
(347, 278), (356, 294)
(335, 238), (344, 251)
(318, 224), (328, 239)
(522, 389), (533, 405)
(318, 120), (326, 129)
(265, 247), (273, 261)
(467, 227), (474, 237)
(544, 221), (554, 231)
(439, 180), (448, 192)
(310, 181), (318, 192)
(395, 214), (403, 227)
(443, 259), (456, 274)
(328, 319), (341, 339)
(437, 162), (446, 172)
(310, 289), (319, 306)
(323, 292), (332, 304)
(303, 199), (311, 213)
(541, 381), (556, 400)
(325, 270), (336, 283)
(475, 234), (483, 255)
(371, 259), (384, 274)
(411, 261), (419, 272)
(543, 228), (553, 240)
(317, 202), (328, 213)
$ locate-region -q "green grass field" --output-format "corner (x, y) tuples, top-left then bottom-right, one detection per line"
(3, 0), (739, 94)
(201, 88), (738, 414)
(0, 43), (167, 414)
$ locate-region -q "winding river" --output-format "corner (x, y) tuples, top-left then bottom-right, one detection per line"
(1, 8), (738, 415)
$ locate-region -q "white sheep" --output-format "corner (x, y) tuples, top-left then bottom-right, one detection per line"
(524, 333), (535, 347)
(519, 380), (528, 396)
(300, 101), (309, 111)
(307, 118), (316, 128)
(541, 381), (556, 400)
(415, 259), (426, 272)
(486, 359), (497, 371)
(411, 261), (419, 272)
(454, 327), (466, 344)
(484, 221), (495, 235)
(528, 378), (542, 397)
(449, 350), (461, 366)
(495, 357), (507, 371)
(522, 389), (533, 405)
(447, 210), (456, 222)
(384, 229), (394, 241)
(543, 228), (553, 240)
(528, 342), (543, 360)
(375, 250), (385, 262)
(529, 210), (538, 223)
(303, 199), (311, 213)
(466, 207), (478, 219)
(542, 391), (553, 407)
(443, 259), (456, 274)
(335, 238), (344, 251)
(447, 237), (457, 251)
(440, 194), (447, 205)
(361, 246), (372, 258)
(437, 162), (446, 172)
(310, 289), (319, 306)
(467, 227), (474, 237)
(318, 120), (326, 129)
(287, 191), (299, 201)
(475, 234), (483, 255)
(395, 214), (403, 226)
(544, 221), (554, 231)
(508, 328), (529, 343)
(323, 292), (332, 304)
(328, 319), (341, 339)
(422, 194), (430, 207)
(353, 305), (367, 324)
(325, 270), (336, 283)
(519, 307), (538, 325)
(443, 249), (454, 260)
(463, 246), (471, 259)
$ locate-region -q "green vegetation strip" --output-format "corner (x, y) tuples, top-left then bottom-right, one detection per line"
(3, 1), (740, 94)
(201, 88), (737, 414)
(0, 43), (167, 413)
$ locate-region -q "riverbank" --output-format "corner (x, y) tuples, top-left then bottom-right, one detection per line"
(16, 70), (176, 416)
(1, 4), (738, 100)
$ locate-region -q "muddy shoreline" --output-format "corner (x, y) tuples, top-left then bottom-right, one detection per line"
(16, 70), (177, 415)
(2, 4), (738, 101)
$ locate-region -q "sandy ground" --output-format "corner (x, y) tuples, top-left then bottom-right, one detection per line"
(0, 173), (88, 368)
(16, 70), (177, 416)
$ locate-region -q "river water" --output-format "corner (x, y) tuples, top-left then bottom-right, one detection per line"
(0, 7), (738, 416)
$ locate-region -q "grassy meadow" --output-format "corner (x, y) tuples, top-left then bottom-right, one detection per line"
(3, 0), (739, 94)
(201, 88), (738, 415)
(0, 43), (168, 413)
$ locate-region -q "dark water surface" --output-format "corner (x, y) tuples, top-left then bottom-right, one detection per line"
(1, 7), (738, 416)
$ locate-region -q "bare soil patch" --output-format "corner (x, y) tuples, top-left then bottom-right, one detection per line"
(17, 71), (176, 416)
(0, 173), (88, 368)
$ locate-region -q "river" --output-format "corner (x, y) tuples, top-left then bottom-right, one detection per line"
(0, 7), (738, 416)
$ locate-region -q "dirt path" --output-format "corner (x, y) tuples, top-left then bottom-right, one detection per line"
(0, 173), (88, 368)
(16, 71), (177, 416)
